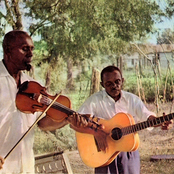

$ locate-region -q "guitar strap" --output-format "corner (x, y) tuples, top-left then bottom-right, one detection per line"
(94, 137), (101, 152)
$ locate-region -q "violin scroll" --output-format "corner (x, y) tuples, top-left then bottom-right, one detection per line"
(16, 81), (71, 122)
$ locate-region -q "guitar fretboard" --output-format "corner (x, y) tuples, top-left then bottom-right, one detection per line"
(121, 113), (174, 136)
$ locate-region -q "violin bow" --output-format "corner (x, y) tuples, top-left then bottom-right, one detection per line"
(4, 92), (61, 160)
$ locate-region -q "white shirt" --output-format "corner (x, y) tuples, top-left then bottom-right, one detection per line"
(0, 61), (38, 173)
(78, 90), (155, 124)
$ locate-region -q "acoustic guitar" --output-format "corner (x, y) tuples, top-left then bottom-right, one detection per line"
(75, 112), (174, 168)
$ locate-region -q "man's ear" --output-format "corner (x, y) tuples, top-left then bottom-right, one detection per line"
(4, 46), (11, 54)
(122, 78), (124, 83)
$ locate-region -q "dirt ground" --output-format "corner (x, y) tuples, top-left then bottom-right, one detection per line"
(65, 150), (94, 174)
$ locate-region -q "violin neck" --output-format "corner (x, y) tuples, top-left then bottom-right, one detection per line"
(40, 95), (75, 116)
(51, 102), (75, 115)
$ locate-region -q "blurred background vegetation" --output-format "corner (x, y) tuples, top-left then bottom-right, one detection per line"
(1, 0), (174, 155)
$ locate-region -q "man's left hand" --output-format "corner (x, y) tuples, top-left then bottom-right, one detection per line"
(66, 112), (89, 128)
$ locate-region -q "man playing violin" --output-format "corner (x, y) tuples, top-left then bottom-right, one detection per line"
(0, 30), (107, 173)
(78, 65), (173, 174)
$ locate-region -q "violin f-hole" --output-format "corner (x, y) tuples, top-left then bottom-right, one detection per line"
(32, 104), (44, 109)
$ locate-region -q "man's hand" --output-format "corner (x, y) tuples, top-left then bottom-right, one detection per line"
(148, 114), (173, 130)
(161, 113), (173, 130)
(161, 120), (173, 130)
(67, 113), (108, 152)
(66, 112), (89, 128)
(0, 156), (4, 170)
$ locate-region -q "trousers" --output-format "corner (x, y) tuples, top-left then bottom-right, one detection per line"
(95, 151), (140, 174)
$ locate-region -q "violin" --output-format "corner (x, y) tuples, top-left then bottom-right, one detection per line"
(16, 81), (101, 127)
(16, 81), (72, 122)
(3, 81), (102, 161)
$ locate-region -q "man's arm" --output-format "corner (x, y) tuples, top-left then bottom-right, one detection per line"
(37, 116), (68, 131)
(37, 112), (89, 131)
(37, 113), (108, 152)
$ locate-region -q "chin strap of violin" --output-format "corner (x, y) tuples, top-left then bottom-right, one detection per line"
(4, 92), (61, 160)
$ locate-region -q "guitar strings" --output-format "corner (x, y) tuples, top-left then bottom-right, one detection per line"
(121, 113), (173, 136)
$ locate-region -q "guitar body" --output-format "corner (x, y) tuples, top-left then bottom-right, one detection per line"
(75, 112), (139, 168)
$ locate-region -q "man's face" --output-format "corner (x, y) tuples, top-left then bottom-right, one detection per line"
(7, 36), (34, 71)
(101, 70), (124, 101)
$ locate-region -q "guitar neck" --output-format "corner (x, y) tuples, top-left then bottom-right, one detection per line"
(122, 113), (174, 136)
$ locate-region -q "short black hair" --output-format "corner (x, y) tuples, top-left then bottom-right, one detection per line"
(101, 65), (122, 82)
(3, 30), (31, 53)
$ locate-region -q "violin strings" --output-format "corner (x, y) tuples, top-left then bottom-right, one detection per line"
(40, 95), (74, 114)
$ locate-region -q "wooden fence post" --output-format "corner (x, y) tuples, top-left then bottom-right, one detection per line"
(90, 67), (100, 95)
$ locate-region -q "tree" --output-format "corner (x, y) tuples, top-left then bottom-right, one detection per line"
(0, 0), (23, 32)
(157, 28), (174, 44)
(0, 0), (165, 91)
(165, 0), (174, 18)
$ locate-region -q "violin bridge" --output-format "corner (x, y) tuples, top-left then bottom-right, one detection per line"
(37, 94), (42, 103)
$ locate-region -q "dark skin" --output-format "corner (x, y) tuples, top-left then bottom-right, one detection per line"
(100, 70), (172, 130)
(3, 36), (34, 87)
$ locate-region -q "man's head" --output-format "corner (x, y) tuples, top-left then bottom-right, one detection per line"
(100, 65), (124, 101)
(3, 30), (34, 71)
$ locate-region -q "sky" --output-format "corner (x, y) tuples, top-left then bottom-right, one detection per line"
(147, 18), (174, 44)
(146, 0), (174, 44)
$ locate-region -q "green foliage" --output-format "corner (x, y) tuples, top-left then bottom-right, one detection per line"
(157, 28), (174, 44)
(34, 125), (76, 154)
(165, 0), (174, 18)
(120, 69), (174, 103)
(55, 125), (77, 150)
(24, 0), (164, 67)
(141, 78), (156, 102)
(123, 73), (137, 94)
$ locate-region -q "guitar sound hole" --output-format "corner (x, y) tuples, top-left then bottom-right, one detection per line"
(111, 127), (122, 140)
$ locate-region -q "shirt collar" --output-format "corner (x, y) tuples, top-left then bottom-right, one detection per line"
(103, 89), (126, 102)
(0, 60), (26, 84)
(0, 60), (10, 77)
